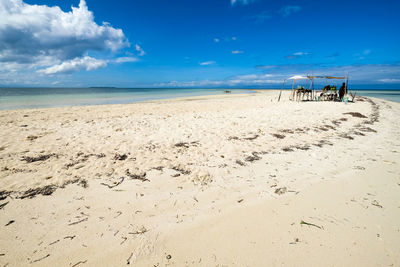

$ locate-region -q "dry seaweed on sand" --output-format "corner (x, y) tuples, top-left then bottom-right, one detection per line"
(280, 129), (294, 134)
(300, 220), (323, 229)
(126, 253), (134, 265)
(30, 254), (50, 264)
(318, 126), (329, 131)
(78, 179), (89, 188)
(339, 133), (354, 140)
(60, 177), (88, 189)
(271, 133), (285, 139)
(18, 185), (57, 199)
(171, 166), (191, 175)
(352, 131), (366, 136)
(0, 201), (9, 210)
(358, 126), (377, 133)
(100, 177), (125, 188)
(26, 135), (40, 141)
(294, 145), (310, 151)
(5, 220), (14, 226)
(343, 112), (367, 118)
(128, 226), (148, 235)
(5, 178), (88, 200)
(21, 153), (56, 163)
(125, 169), (149, 181)
(371, 200), (383, 208)
(324, 124), (336, 130)
(68, 218), (88, 226)
(113, 153), (128, 161)
(0, 191), (11, 201)
(151, 166), (164, 171)
(282, 147), (294, 152)
(243, 134), (259, 140)
(245, 152), (262, 162)
(235, 159), (246, 166)
(71, 260), (87, 267)
(274, 187), (287, 195)
(174, 141), (199, 148)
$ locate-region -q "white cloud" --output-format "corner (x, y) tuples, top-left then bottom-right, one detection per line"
(232, 50), (244, 54)
(294, 52), (308, 56)
(199, 61), (216, 66)
(355, 49), (372, 60)
(378, 78), (400, 83)
(155, 63), (400, 88)
(244, 11), (273, 23)
(38, 56), (107, 74)
(215, 37), (237, 42)
(156, 73), (283, 87)
(363, 49), (371, 55)
(280, 5), (302, 17)
(286, 52), (309, 59)
(255, 65), (277, 69)
(114, 57), (139, 63)
(135, 44), (146, 56)
(231, 0), (258, 6)
(0, 0), (131, 75)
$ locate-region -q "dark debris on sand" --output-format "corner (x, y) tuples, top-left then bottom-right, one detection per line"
(114, 153), (128, 161)
(282, 147), (294, 152)
(125, 169), (149, 181)
(0, 191), (11, 201)
(21, 153), (57, 163)
(0, 201), (9, 210)
(18, 185), (57, 199)
(101, 177), (125, 188)
(245, 152), (262, 162)
(65, 153), (106, 169)
(4, 177), (89, 200)
(274, 187), (287, 195)
(343, 112), (367, 118)
(235, 160), (246, 166)
(243, 134), (259, 141)
(338, 133), (354, 140)
(271, 133), (286, 139)
(171, 166), (191, 175)
(174, 141), (199, 148)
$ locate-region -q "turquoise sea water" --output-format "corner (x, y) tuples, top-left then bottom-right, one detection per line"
(0, 88), (253, 110)
(353, 90), (400, 103)
(0, 88), (399, 110)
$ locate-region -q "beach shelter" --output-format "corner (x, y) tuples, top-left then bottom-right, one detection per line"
(281, 74), (349, 101)
(282, 75), (313, 101)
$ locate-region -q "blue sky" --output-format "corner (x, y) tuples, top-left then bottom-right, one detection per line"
(1, 0), (400, 88)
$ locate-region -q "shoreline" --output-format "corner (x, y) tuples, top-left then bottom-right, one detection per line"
(0, 88), (258, 111)
(2, 88), (400, 112)
(0, 91), (399, 266)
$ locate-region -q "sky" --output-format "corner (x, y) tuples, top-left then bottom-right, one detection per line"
(0, 0), (400, 88)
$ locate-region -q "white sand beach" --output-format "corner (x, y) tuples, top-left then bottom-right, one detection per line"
(0, 90), (399, 266)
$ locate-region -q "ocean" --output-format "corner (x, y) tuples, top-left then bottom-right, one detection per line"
(0, 88), (399, 110)
(0, 88), (253, 110)
(353, 90), (400, 103)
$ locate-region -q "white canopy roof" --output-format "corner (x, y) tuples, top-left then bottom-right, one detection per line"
(287, 75), (347, 80)
(287, 75), (310, 80)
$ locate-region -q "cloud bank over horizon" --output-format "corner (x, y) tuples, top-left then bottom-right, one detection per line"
(0, 0), (134, 75)
(231, 0), (258, 6)
(156, 63), (400, 88)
